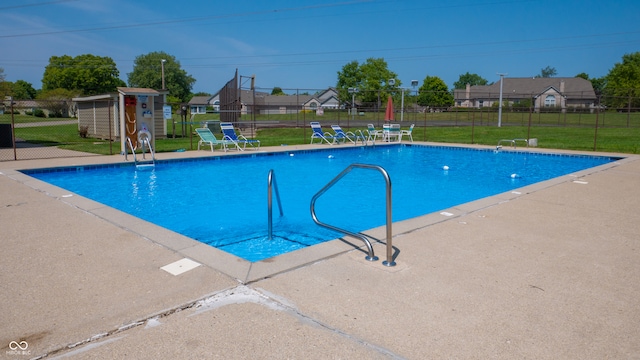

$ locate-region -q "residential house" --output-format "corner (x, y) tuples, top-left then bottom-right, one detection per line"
(188, 95), (217, 114)
(8, 99), (73, 117)
(203, 87), (341, 117)
(301, 88), (341, 111)
(231, 88), (340, 115)
(454, 77), (596, 112)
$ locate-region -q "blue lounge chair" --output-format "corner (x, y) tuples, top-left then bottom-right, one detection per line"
(310, 122), (335, 145)
(220, 122), (260, 151)
(195, 127), (235, 152)
(331, 125), (366, 145)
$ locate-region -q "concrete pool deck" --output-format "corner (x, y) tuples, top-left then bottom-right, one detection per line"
(1, 143), (639, 359)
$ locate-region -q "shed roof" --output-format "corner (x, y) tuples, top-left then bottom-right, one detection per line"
(73, 93), (118, 102)
(117, 87), (161, 96)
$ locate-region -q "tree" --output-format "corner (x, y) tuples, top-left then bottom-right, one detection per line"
(604, 52), (640, 109)
(536, 66), (557, 78)
(128, 52), (195, 103)
(416, 76), (453, 108)
(271, 87), (285, 95)
(336, 60), (363, 104)
(575, 72), (589, 80)
(42, 54), (125, 95)
(0, 67), (10, 97)
(575, 73), (606, 96)
(453, 72), (488, 89)
(36, 88), (79, 118)
(590, 76), (606, 96)
(11, 80), (37, 99)
(336, 58), (398, 106)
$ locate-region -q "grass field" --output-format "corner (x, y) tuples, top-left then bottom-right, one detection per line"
(2, 110), (639, 156)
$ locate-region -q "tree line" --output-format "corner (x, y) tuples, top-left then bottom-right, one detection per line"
(0, 51), (195, 106)
(336, 55), (639, 109)
(2, 51), (640, 110)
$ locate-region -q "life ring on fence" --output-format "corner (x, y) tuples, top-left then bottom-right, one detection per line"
(138, 122), (152, 144)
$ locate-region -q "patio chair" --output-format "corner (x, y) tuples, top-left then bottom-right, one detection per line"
(401, 124), (415, 142)
(331, 125), (366, 145)
(310, 122), (335, 145)
(195, 127), (235, 152)
(220, 122), (260, 151)
(366, 124), (382, 144)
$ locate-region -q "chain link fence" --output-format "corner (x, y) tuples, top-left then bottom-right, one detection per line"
(2, 89), (639, 161)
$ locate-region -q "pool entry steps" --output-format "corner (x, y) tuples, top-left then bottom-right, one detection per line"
(311, 163), (396, 267)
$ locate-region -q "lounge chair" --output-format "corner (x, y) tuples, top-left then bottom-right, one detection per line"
(401, 124), (415, 142)
(195, 127), (235, 152)
(220, 122), (260, 151)
(382, 123), (401, 142)
(310, 122), (335, 145)
(331, 125), (366, 145)
(366, 124), (382, 143)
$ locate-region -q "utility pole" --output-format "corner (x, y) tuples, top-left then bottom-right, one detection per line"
(348, 87), (358, 124)
(161, 59), (167, 89)
(497, 73), (507, 127)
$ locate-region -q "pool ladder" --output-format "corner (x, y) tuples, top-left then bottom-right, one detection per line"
(496, 138), (529, 150)
(310, 163), (396, 266)
(125, 137), (155, 169)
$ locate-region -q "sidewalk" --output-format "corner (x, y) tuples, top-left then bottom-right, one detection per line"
(1, 145), (639, 359)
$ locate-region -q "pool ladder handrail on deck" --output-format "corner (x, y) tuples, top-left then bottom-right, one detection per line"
(310, 163), (396, 266)
(267, 169), (283, 240)
(496, 138), (529, 150)
(125, 136), (155, 169)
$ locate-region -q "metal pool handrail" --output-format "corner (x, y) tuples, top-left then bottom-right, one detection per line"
(310, 163), (396, 266)
(267, 169), (283, 240)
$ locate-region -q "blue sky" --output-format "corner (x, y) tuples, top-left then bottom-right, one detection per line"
(1, 0), (639, 94)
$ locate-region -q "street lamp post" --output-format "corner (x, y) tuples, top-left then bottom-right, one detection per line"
(497, 72), (507, 127)
(390, 79), (414, 122)
(411, 80), (418, 123)
(161, 59), (167, 90)
(348, 87), (358, 124)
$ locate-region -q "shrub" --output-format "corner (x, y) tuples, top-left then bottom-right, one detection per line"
(33, 109), (46, 118)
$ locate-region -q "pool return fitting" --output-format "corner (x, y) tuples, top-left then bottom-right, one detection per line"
(310, 163), (396, 267)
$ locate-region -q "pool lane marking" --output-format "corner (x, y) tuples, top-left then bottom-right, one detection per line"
(161, 258), (201, 276)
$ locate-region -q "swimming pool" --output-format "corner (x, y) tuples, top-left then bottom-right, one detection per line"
(23, 144), (616, 262)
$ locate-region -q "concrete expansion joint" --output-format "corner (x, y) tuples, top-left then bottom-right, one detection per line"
(34, 287), (235, 359)
(193, 285), (406, 359)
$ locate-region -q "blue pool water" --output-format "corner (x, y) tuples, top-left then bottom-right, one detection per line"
(23, 145), (616, 262)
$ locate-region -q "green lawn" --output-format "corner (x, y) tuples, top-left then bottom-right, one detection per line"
(4, 112), (640, 155)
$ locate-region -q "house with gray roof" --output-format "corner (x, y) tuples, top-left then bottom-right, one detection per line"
(301, 88), (340, 111)
(227, 88), (340, 115)
(454, 77), (596, 111)
(188, 95), (217, 114)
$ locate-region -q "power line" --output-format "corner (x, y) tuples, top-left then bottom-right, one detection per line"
(0, 0), (372, 38)
(0, 0), (79, 11)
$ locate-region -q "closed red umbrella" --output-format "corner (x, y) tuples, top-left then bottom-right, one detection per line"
(384, 95), (394, 121)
